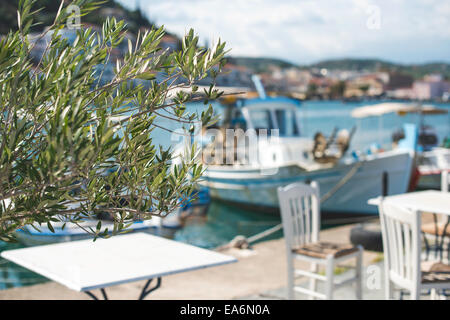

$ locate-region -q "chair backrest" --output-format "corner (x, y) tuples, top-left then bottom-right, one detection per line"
(277, 181), (320, 250)
(442, 170), (449, 192)
(379, 201), (421, 290)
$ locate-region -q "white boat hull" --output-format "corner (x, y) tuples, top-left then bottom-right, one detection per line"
(14, 213), (184, 246)
(14, 220), (155, 246)
(201, 150), (414, 215)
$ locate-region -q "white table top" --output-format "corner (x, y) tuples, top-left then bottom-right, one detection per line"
(1, 233), (237, 292)
(368, 190), (450, 215)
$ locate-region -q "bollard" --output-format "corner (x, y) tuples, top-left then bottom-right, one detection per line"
(382, 171), (388, 196)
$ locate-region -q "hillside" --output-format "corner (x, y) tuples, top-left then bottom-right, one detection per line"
(226, 56), (297, 73)
(310, 58), (450, 79)
(228, 56), (450, 80)
(310, 58), (395, 71)
(0, 0), (157, 36)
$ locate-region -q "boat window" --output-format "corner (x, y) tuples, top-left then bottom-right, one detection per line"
(275, 110), (299, 136)
(231, 110), (247, 130)
(248, 109), (274, 131)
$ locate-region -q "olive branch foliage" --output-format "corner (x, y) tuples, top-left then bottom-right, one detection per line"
(0, 0), (227, 241)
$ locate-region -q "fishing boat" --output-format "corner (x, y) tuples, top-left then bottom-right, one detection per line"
(416, 148), (450, 189)
(15, 219), (154, 246)
(15, 187), (210, 246)
(351, 102), (450, 190)
(191, 97), (415, 215)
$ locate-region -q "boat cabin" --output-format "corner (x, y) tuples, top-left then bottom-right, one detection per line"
(227, 97), (302, 137)
(351, 102), (448, 151)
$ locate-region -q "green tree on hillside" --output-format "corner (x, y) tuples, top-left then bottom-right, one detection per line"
(306, 83), (318, 99)
(0, 0), (159, 35)
(330, 81), (346, 99)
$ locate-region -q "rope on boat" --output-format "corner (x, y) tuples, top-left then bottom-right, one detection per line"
(320, 160), (364, 203)
(215, 160), (366, 251)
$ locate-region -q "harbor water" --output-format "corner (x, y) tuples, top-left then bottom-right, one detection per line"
(1, 100), (449, 290)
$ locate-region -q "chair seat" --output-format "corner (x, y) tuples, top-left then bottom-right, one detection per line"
(421, 262), (450, 284)
(422, 222), (450, 237)
(293, 241), (359, 259)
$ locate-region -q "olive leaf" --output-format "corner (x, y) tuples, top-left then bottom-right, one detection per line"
(0, 0), (227, 240)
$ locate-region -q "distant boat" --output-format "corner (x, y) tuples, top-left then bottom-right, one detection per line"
(15, 219), (153, 246)
(351, 102), (450, 190)
(183, 97), (414, 215)
(15, 187), (210, 246)
(417, 147), (450, 189)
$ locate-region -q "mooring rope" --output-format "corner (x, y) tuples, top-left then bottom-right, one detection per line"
(216, 160), (366, 251)
(320, 160), (364, 203)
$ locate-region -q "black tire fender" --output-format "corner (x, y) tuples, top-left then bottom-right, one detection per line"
(350, 223), (383, 252)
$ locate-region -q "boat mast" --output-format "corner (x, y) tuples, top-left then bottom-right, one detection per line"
(251, 74), (267, 99)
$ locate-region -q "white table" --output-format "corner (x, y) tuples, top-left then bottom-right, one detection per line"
(369, 190), (450, 261)
(1, 232), (237, 300)
(368, 190), (450, 216)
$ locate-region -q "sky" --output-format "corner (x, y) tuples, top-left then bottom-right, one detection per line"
(116, 0), (450, 65)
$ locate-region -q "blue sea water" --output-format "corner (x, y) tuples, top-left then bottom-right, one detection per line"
(0, 100), (449, 290)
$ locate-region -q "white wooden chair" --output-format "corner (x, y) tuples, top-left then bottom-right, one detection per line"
(277, 181), (363, 300)
(379, 201), (450, 300)
(422, 169), (450, 262)
(442, 169), (449, 193)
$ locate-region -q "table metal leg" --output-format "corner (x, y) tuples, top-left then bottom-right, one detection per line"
(433, 214), (442, 261)
(138, 277), (162, 300)
(84, 288), (108, 300)
(439, 217), (450, 261)
(83, 278), (161, 300)
(423, 215), (450, 262)
(421, 215), (450, 298)
(84, 291), (99, 300)
(440, 217), (450, 297)
(101, 288), (109, 300)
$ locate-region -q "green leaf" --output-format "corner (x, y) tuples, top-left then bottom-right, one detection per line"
(135, 72), (156, 80)
(47, 222), (55, 233)
(0, 0), (227, 242)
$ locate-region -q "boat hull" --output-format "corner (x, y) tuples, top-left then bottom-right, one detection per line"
(14, 188), (211, 246)
(14, 220), (155, 246)
(416, 148), (450, 190)
(416, 172), (442, 190)
(201, 150), (414, 215)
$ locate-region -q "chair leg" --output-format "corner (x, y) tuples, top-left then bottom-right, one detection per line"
(355, 247), (363, 300)
(325, 255), (334, 300)
(383, 258), (394, 300)
(385, 276), (393, 300)
(410, 287), (420, 300)
(286, 253), (295, 300)
(430, 289), (437, 300)
(309, 262), (318, 300)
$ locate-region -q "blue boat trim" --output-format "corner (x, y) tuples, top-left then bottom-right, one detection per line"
(241, 96), (301, 107)
(204, 171), (344, 186)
